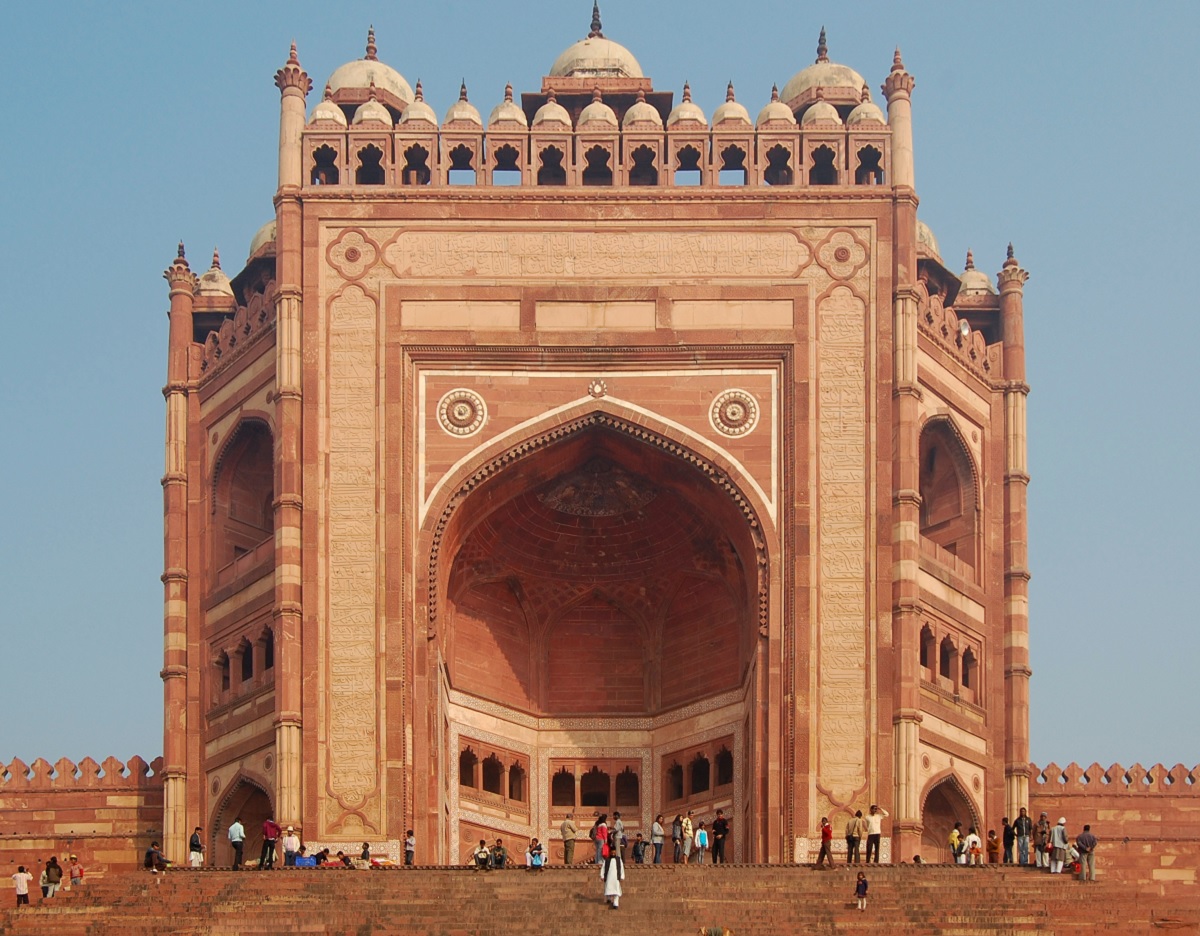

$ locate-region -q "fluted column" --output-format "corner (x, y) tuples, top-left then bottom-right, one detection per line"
(272, 44), (310, 829)
(161, 243), (197, 863)
(998, 244), (1032, 820)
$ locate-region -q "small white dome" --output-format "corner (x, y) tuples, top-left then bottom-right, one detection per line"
(532, 94), (572, 128)
(488, 83), (528, 128)
(352, 95), (393, 127)
(846, 100), (885, 126)
(327, 28), (413, 105)
(667, 83), (707, 127)
(197, 249), (234, 298)
(756, 85), (796, 127)
(916, 219), (941, 261)
(309, 85), (348, 127)
(622, 90), (662, 129)
(248, 220), (276, 261)
(400, 81), (437, 126)
(549, 5), (642, 78)
(578, 90), (618, 127)
(712, 82), (751, 126)
(800, 99), (841, 126)
(958, 251), (997, 296)
(781, 29), (866, 107)
(443, 82), (482, 127)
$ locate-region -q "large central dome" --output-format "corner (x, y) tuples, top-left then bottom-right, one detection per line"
(549, 3), (643, 78)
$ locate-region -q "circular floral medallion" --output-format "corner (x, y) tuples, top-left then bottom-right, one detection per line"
(710, 389), (760, 437)
(437, 388), (487, 437)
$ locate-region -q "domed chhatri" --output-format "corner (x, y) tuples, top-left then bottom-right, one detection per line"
(532, 90), (572, 128)
(550, 2), (643, 79)
(443, 81), (483, 128)
(351, 84), (393, 127)
(196, 248), (234, 299)
(800, 89), (841, 127)
(781, 27), (867, 115)
(916, 218), (942, 262)
(328, 26), (414, 112)
(712, 81), (751, 127)
(846, 84), (885, 126)
(400, 79), (438, 126)
(958, 249), (998, 297)
(309, 83), (348, 127)
(488, 83), (528, 129)
(578, 88), (618, 127)
(247, 219), (276, 261)
(666, 81), (707, 127)
(756, 84), (797, 128)
(622, 89), (662, 129)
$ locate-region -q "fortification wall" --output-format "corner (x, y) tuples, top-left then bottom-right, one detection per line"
(1028, 761), (1199, 893)
(0, 756), (164, 878)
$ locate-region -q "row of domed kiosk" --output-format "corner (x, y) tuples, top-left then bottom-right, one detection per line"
(296, 18), (907, 188)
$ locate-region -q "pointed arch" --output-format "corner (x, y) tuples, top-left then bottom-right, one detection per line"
(918, 414), (980, 570)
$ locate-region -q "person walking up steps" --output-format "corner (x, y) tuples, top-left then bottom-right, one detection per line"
(854, 871), (868, 912)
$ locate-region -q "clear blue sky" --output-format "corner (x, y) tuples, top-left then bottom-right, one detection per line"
(1, 1), (1196, 771)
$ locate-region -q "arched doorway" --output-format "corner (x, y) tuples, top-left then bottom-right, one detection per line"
(212, 779), (273, 869)
(423, 415), (768, 861)
(919, 776), (978, 864)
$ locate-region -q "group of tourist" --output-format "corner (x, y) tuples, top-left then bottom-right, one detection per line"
(201, 815), (415, 869)
(553, 808), (732, 869)
(944, 807), (1098, 881)
(10, 855), (85, 906)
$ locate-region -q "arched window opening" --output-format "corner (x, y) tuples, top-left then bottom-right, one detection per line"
(809, 145), (837, 185)
(690, 753), (711, 795)
(962, 648), (977, 691)
(356, 145), (386, 185)
(580, 766), (610, 807)
(508, 762), (526, 802)
(919, 421), (977, 569)
(666, 762), (684, 802)
(939, 637), (957, 683)
(311, 145), (339, 185)
(551, 767), (575, 807)
(459, 747), (478, 788)
(217, 652), (231, 693)
(718, 145), (747, 185)
(491, 144), (521, 186)
(482, 754), (504, 795)
(582, 145), (613, 186)
(629, 145), (658, 186)
(213, 421), (274, 570)
(402, 144), (430, 185)
(764, 144), (794, 186)
(920, 625), (936, 675)
(615, 768), (640, 807)
(537, 146), (567, 186)
(262, 628), (274, 670)
(674, 145), (702, 186)
(715, 747), (734, 787)
(239, 639), (253, 683)
(855, 145), (884, 185)
(448, 144), (477, 185)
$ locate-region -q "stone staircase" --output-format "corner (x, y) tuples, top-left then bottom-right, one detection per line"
(1, 864), (1196, 935)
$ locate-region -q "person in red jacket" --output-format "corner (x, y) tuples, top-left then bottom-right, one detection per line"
(815, 817), (834, 869)
(259, 816), (281, 870)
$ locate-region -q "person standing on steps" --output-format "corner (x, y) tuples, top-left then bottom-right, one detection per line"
(712, 809), (730, 864)
(651, 814), (665, 865)
(1013, 808), (1033, 866)
(864, 804), (888, 864)
(12, 865), (33, 907)
(561, 812), (578, 865)
(404, 830), (415, 866)
(693, 821), (709, 864)
(259, 815), (280, 870)
(681, 810), (695, 863)
(964, 827), (983, 866)
(815, 817), (834, 869)
(845, 810), (865, 865)
(854, 870), (868, 912)
(1075, 824), (1098, 882)
(671, 814), (684, 863)
(68, 855), (84, 889)
(1033, 812), (1051, 869)
(44, 857), (63, 897)
(986, 829), (1001, 864)
(281, 826), (300, 867)
(1049, 817), (1070, 874)
(189, 826), (205, 867)
(228, 815), (246, 870)
(612, 811), (626, 860)
(601, 827), (625, 910)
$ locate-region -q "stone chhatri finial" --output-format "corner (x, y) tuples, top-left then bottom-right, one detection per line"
(726, 81), (736, 102)
(366, 26), (377, 61)
(287, 41), (300, 67)
(211, 248), (221, 270)
(414, 79), (424, 102)
(861, 82), (871, 103)
(177, 241), (186, 260)
(682, 81), (692, 103)
(964, 249), (975, 271)
(816, 26), (829, 64)
(460, 80), (469, 102)
(589, 1), (603, 38)
(548, 90), (558, 104)
(1005, 242), (1017, 267)
(636, 89), (646, 103)
(504, 82), (513, 103)
(368, 79), (378, 101)
(770, 83), (780, 103)
(275, 41), (312, 96)
(891, 47), (906, 73)
(324, 82), (333, 101)
(592, 86), (603, 103)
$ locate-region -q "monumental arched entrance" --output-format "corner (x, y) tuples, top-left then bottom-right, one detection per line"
(420, 414), (770, 862)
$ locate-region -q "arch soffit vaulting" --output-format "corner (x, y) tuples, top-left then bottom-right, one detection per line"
(208, 412), (275, 507)
(918, 768), (982, 832)
(419, 405), (772, 642)
(916, 411), (980, 513)
(209, 769), (274, 846)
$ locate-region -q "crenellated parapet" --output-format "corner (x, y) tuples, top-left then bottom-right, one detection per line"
(0, 755), (164, 789)
(199, 279), (277, 380)
(915, 277), (1002, 382)
(1030, 761), (1200, 795)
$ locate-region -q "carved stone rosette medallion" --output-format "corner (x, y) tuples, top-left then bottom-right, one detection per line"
(437, 388), (487, 437)
(710, 389), (760, 437)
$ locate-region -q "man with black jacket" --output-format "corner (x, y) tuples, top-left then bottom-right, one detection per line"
(1013, 808), (1033, 865)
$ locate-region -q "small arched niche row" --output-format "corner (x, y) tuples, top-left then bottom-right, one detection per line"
(211, 420), (274, 571)
(918, 419), (978, 571)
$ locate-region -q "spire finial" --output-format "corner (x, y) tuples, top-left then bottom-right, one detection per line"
(682, 81), (692, 103)
(460, 79), (469, 102)
(365, 26), (377, 61)
(177, 241), (186, 260)
(414, 78), (424, 101)
(771, 83), (780, 103)
(324, 82), (333, 101)
(726, 81), (735, 102)
(816, 27), (828, 63)
(1005, 242), (1017, 267)
(965, 249), (975, 271)
(861, 82), (871, 103)
(212, 247), (221, 270)
(548, 89), (557, 104)
(504, 82), (513, 103)
(592, 86), (602, 103)
(636, 88), (646, 103)
(891, 47), (905, 73)
(589, 1), (603, 38)
(287, 41), (300, 66)
(368, 79), (377, 101)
